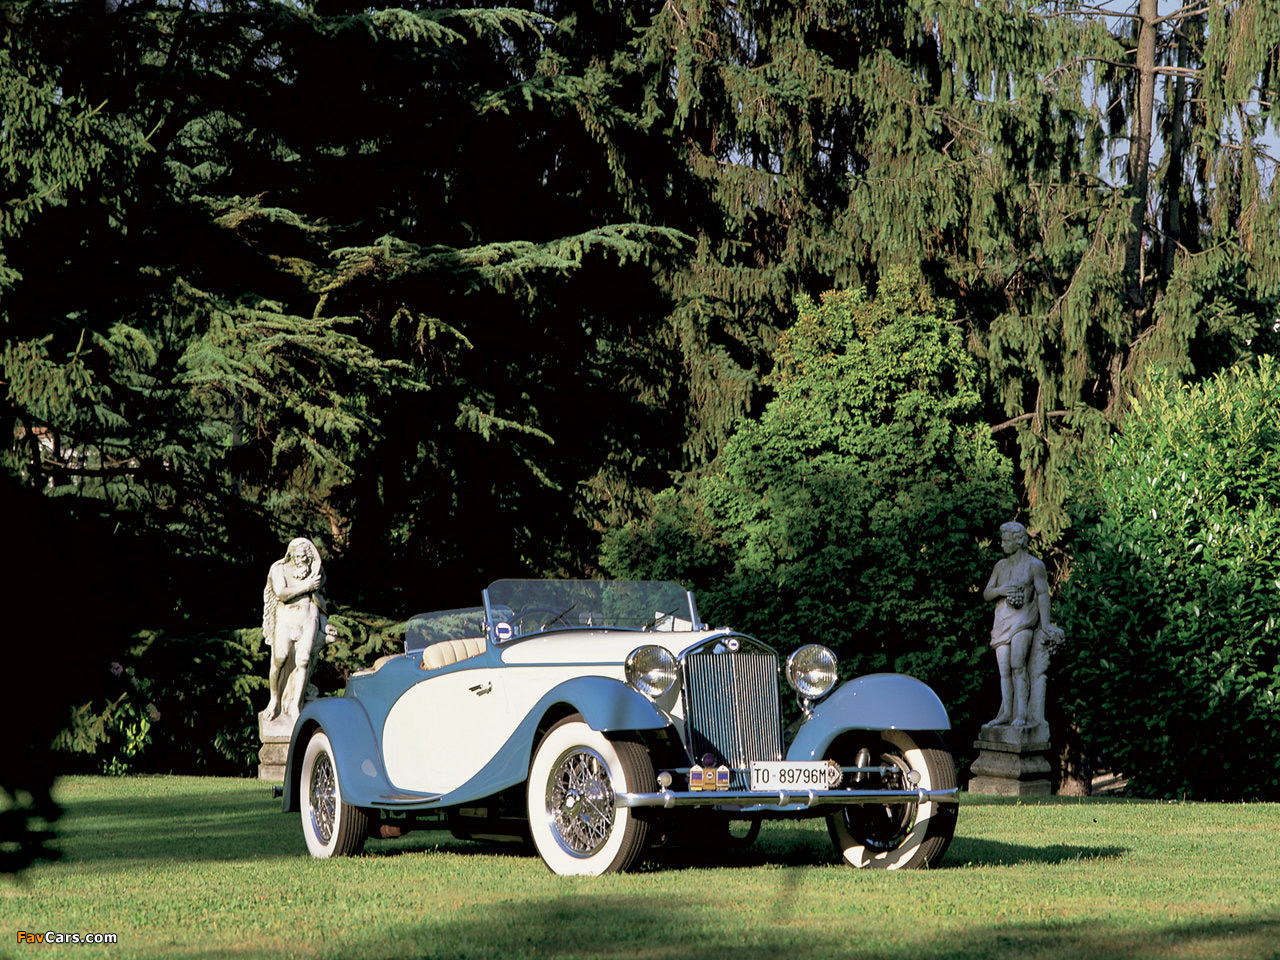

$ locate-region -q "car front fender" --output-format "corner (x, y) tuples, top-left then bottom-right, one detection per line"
(421, 675), (677, 809)
(545, 675), (674, 733)
(281, 697), (398, 812)
(785, 673), (951, 762)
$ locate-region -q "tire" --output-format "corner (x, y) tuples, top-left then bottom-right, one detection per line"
(826, 729), (957, 870)
(527, 714), (653, 875)
(300, 730), (369, 858)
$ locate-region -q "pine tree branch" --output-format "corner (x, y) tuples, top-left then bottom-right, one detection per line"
(1154, 4), (1210, 26)
(1041, 5), (1142, 21)
(990, 411), (1072, 434)
(1047, 56), (1140, 80)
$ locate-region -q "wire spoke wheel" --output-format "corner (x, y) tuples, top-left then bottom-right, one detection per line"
(527, 714), (652, 875)
(299, 730), (369, 858)
(309, 751), (337, 845)
(839, 751), (915, 853)
(548, 748), (616, 856)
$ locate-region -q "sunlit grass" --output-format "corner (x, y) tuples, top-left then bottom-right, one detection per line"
(2, 777), (1277, 958)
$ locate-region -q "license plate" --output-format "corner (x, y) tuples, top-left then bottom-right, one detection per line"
(749, 760), (842, 791)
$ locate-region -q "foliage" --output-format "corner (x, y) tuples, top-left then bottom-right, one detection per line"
(317, 611), (408, 687)
(604, 271), (1016, 733)
(2, 0), (1277, 859)
(53, 609), (407, 776)
(737, 0), (1279, 539)
(55, 628), (266, 775)
(1056, 358), (1280, 800)
(0, 0), (689, 617)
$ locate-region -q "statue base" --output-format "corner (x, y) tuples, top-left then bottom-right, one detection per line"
(257, 712), (295, 782)
(967, 722), (1052, 796)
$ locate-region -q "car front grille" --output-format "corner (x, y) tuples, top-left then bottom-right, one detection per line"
(681, 639), (783, 788)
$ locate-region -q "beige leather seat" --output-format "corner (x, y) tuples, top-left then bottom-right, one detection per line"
(351, 653), (399, 677)
(420, 636), (487, 671)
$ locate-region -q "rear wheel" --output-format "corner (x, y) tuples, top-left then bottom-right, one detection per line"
(826, 730), (956, 869)
(527, 715), (652, 875)
(300, 730), (369, 858)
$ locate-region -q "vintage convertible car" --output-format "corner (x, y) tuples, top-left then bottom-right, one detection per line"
(281, 579), (958, 874)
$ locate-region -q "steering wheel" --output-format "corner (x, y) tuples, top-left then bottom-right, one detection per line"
(514, 605), (574, 633)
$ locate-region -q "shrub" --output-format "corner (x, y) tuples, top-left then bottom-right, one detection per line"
(55, 611), (405, 776)
(603, 270), (1016, 736)
(1056, 357), (1280, 799)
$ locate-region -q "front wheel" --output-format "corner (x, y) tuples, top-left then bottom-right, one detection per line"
(826, 729), (957, 870)
(527, 714), (652, 875)
(300, 730), (369, 858)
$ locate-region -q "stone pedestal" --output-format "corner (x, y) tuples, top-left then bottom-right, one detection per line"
(968, 722), (1052, 796)
(257, 714), (294, 782)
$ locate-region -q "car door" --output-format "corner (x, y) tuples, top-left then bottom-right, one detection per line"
(380, 659), (514, 795)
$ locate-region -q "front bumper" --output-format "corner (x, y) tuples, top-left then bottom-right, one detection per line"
(616, 786), (959, 809)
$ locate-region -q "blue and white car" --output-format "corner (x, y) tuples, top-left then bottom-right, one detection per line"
(282, 579), (959, 874)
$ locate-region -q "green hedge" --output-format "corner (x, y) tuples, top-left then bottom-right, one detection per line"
(1056, 358), (1280, 799)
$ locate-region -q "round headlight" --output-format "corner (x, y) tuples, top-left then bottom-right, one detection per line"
(786, 644), (838, 700)
(625, 645), (679, 700)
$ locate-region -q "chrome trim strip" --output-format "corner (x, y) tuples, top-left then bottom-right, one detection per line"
(615, 787), (960, 809)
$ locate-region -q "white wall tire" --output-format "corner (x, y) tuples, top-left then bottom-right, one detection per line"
(826, 729), (957, 870)
(300, 730), (369, 858)
(527, 714), (652, 875)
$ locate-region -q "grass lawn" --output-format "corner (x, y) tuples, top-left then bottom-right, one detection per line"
(2, 776), (1278, 959)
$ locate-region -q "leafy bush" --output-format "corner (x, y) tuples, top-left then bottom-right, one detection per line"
(1056, 358), (1280, 799)
(603, 270), (1016, 735)
(56, 611), (406, 776)
(56, 628), (266, 775)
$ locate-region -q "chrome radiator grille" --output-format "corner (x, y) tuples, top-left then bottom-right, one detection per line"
(682, 642), (783, 787)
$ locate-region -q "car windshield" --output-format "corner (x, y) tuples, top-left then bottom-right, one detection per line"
(484, 579), (698, 642)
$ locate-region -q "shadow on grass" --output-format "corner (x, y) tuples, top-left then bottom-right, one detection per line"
(188, 893), (1280, 960)
(52, 779), (1127, 875)
(53, 784), (299, 866)
(945, 835), (1127, 866)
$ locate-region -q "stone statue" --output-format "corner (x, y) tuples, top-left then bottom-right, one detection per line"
(260, 537), (330, 734)
(984, 521), (1065, 729)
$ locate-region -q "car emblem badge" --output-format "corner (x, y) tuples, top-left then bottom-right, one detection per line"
(495, 622), (513, 642)
(726, 637), (740, 652)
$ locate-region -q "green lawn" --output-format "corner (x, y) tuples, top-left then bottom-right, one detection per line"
(2, 776), (1278, 959)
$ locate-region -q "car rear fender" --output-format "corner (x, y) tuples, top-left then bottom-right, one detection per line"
(784, 673), (951, 761)
(281, 697), (394, 812)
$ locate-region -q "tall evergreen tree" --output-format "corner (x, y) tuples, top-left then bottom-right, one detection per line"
(1, 0), (686, 615)
(567, 1), (1279, 538)
(836, 0), (1280, 536)
(1, 0), (687, 866)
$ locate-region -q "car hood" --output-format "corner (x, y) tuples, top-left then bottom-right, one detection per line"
(498, 628), (735, 665)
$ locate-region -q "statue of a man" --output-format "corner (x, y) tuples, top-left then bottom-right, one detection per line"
(262, 537), (328, 725)
(984, 521), (1065, 728)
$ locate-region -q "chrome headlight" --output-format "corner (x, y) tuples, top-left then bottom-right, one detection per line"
(625, 645), (679, 700)
(786, 644), (838, 700)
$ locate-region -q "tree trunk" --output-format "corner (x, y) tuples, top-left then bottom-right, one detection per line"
(1161, 25), (1189, 282)
(1123, 0), (1158, 309)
